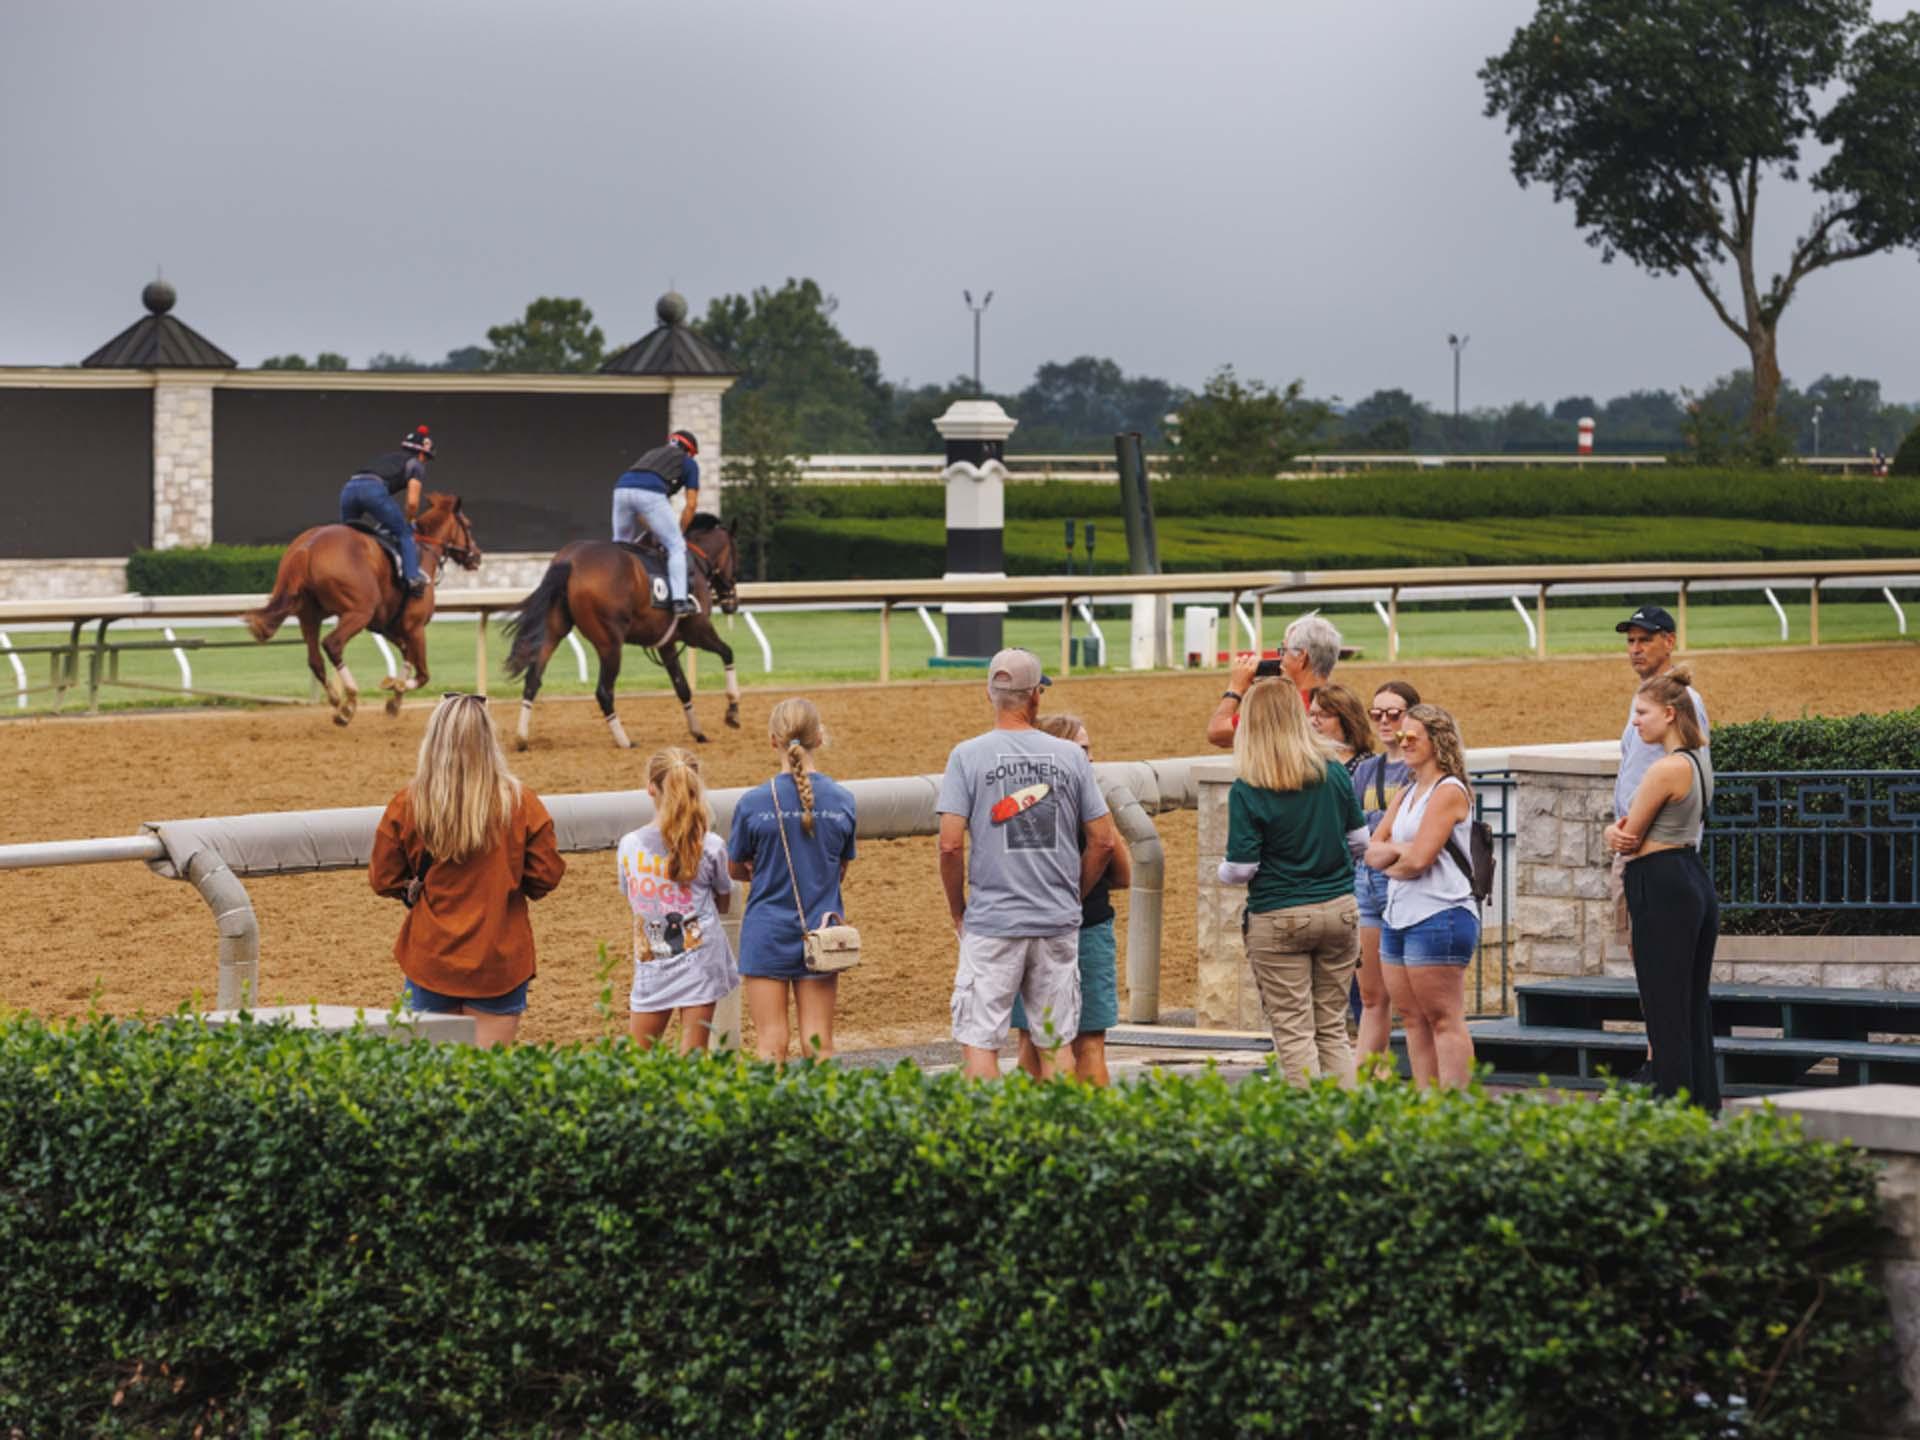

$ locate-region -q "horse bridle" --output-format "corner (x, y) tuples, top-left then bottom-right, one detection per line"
(692, 542), (738, 613)
(417, 524), (481, 571)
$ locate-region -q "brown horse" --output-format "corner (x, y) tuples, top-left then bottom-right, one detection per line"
(242, 492), (482, 726)
(503, 516), (741, 749)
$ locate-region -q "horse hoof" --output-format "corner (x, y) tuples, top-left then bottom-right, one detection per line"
(385, 693), (404, 718)
(691, 732), (710, 745)
(724, 710), (741, 730)
(514, 736), (530, 752)
(332, 711), (351, 728)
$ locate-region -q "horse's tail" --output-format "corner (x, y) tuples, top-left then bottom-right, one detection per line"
(241, 546), (310, 642)
(504, 560), (573, 679)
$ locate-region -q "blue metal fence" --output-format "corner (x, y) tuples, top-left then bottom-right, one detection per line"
(1705, 770), (1920, 912)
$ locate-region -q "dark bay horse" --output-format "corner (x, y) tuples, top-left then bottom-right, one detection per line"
(503, 516), (741, 749)
(241, 492), (482, 725)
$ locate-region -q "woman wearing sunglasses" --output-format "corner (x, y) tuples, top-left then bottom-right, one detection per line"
(1364, 703), (1478, 1087)
(369, 693), (567, 1046)
(1348, 682), (1420, 1062)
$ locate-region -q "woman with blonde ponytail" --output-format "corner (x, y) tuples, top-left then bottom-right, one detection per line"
(617, 748), (737, 1053)
(727, 698), (858, 1061)
(370, 694), (566, 1047)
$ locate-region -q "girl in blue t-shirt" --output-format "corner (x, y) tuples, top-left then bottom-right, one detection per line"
(727, 698), (858, 1062)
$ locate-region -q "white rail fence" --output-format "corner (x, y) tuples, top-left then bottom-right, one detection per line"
(1, 557), (1916, 712)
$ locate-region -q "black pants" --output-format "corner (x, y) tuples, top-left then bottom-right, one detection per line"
(1624, 848), (1721, 1110)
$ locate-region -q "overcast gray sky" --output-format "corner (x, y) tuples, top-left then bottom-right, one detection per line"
(4, 0), (1918, 410)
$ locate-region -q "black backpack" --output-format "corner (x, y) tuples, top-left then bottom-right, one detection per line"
(1444, 819), (1497, 906)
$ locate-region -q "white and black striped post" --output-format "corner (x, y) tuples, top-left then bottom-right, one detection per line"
(933, 398), (1019, 658)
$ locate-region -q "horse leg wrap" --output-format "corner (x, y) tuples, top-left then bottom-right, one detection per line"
(336, 664), (358, 696)
(517, 699), (534, 743)
(607, 713), (632, 749)
(724, 667), (740, 702)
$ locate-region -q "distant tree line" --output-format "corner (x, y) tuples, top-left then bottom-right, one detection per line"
(252, 281), (1920, 464)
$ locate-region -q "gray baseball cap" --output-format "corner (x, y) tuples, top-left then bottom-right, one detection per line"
(987, 647), (1052, 694)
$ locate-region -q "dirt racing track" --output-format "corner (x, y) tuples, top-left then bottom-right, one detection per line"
(5, 645), (1920, 1050)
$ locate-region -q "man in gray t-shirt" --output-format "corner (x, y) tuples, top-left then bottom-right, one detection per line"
(937, 648), (1116, 1080)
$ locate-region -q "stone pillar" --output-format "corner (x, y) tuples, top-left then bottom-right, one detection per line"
(1508, 754), (1622, 983)
(669, 381), (727, 518)
(1194, 761), (1267, 1030)
(933, 398), (1018, 659)
(1731, 1086), (1920, 1438)
(152, 377), (215, 549)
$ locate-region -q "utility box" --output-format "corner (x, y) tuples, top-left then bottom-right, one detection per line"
(1183, 607), (1220, 668)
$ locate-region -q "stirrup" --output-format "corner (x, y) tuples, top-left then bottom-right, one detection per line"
(670, 597), (697, 615)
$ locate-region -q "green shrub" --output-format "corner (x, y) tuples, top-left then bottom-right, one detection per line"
(1715, 707), (1920, 771)
(0, 1017), (1894, 1437)
(127, 545), (283, 596)
(802, 469), (1920, 528)
(1893, 425), (1920, 479)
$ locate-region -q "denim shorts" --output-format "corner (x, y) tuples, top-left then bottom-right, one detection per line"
(1353, 862), (1390, 928)
(1380, 906), (1479, 968)
(403, 977), (531, 1016)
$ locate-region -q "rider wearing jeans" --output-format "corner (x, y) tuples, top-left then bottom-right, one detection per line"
(341, 425), (433, 595)
(612, 429), (701, 616)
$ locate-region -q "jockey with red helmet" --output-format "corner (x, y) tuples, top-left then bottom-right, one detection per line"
(341, 425), (434, 596)
(612, 429), (701, 616)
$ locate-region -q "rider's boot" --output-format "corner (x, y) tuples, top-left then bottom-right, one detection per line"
(671, 596), (698, 616)
(407, 575), (430, 597)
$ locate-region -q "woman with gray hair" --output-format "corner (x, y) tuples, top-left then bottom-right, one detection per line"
(1208, 613), (1343, 748)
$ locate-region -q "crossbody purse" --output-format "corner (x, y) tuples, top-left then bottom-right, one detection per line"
(769, 777), (861, 974)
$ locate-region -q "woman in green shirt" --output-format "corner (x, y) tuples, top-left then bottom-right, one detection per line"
(1217, 679), (1371, 1084)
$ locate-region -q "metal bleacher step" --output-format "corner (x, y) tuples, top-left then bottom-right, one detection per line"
(1516, 976), (1920, 1041)
(1471, 1018), (1920, 1090)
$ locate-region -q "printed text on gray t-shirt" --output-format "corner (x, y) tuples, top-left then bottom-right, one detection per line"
(936, 727), (1111, 938)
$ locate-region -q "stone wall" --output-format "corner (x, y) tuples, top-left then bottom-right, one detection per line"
(0, 558), (130, 602)
(152, 381), (214, 549)
(1193, 762), (1266, 1029)
(669, 386), (726, 517)
(1510, 754), (1623, 982)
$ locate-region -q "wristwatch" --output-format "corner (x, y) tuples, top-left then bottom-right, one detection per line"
(1222, 690), (1243, 703)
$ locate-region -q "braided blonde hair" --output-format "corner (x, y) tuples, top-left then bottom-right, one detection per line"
(768, 697), (827, 836)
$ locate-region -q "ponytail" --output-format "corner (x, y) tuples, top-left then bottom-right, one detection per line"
(646, 747), (708, 883)
(768, 697), (828, 838)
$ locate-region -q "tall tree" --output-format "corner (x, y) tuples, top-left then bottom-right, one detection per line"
(695, 278), (891, 452)
(724, 392), (814, 583)
(1014, 356), (1191, 448)
(483, 297), (606, 373)
(1168, 367), (1326, 477)
(1482, 2), (1920, 445)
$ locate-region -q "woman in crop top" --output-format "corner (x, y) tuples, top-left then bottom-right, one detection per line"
(1603, 667), (1720, 1110)
(1364, 704), (1478, 1088)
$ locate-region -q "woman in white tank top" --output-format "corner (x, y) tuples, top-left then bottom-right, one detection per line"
(1363, 704), (1480, 1088)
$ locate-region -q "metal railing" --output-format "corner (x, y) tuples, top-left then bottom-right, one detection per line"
(5, 556), (1917, 713)
(1705, 770), (1920, 912)
(1467, 769), (1517, 1017)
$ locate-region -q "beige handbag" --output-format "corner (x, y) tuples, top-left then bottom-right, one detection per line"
(770, 778), (861, 974)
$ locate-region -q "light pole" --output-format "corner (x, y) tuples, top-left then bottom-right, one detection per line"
(963, 289), (993, 395)
(1447, 333), (1470, 449)
(1812, 404), (1823, 457)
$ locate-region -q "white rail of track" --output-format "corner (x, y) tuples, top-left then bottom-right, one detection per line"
(1, 557), (1915, 709)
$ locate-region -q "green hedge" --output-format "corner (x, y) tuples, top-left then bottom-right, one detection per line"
(765, 513), (1920, 581)
(0, 1017), (1894, 1437)
(127, 545), (283, 596)
(1711, 709), (1920, 937)
(805, 468), (1920, 527)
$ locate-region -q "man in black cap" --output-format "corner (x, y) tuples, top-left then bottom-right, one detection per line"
(612, 429), (702, 616)
(1610, 605), (1710, 947)
(341, 425), (434, 595)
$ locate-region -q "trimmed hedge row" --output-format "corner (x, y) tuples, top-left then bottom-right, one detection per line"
(808, 468), (1920, 526)
(763, 513), (1920, 582)
(0, 1018), (1894, 1438)
(1715, 706), (1920, 772)
(126, 545), (283, 596)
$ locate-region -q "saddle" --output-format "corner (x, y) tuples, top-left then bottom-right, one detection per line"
(347, 518), (408, 583)
(615, 535), (710, 613)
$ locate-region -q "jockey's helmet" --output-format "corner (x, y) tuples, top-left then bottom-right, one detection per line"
(670, 429), (699, 456)
(402, 425), (436, 460)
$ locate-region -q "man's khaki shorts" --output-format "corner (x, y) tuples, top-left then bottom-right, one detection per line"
(951, 931), (1080, 1051)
